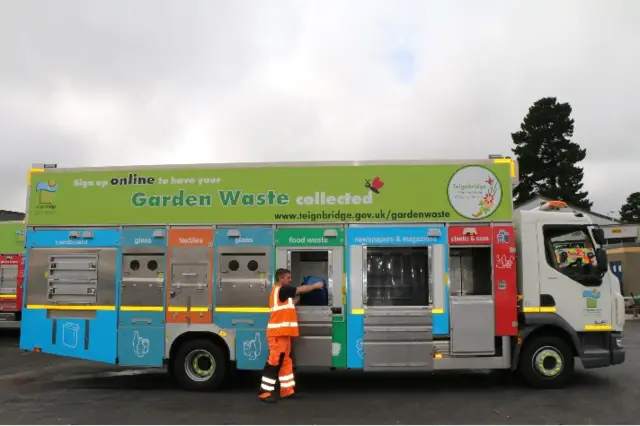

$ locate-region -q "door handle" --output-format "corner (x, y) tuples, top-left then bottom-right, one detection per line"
(232, 319), (254, 325)
(331, 307), (342, 315)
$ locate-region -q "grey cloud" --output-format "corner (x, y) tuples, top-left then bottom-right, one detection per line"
(1, 0), (639, 214)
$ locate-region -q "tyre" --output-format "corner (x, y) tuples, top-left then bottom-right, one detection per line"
(517, 335), (575, 389)
(172, 338), (228, 392)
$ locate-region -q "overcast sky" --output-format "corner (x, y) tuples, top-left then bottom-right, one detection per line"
(1, 0), (638, 216)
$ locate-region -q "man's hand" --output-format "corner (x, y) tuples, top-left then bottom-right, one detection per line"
(295, 280), (326, 295)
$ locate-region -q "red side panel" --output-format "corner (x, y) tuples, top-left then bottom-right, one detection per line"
(448, 226), (492, 246)
(493, 226), (518, 336)
(16, 254), (25, 312)
(0, 254), (23, 312)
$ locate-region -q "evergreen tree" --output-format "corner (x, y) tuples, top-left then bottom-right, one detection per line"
(511, 97), (593, 210)
(619, 192), (640, 223)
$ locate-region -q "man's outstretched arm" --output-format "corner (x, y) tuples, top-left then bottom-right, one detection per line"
(295, 281), (325, 294)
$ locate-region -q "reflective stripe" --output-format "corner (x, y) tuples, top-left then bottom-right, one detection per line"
(267, 322), (299, 329)
(270, 287), (295, 312)
(26, 304), (115, 311)
(261, 384), (275, 391)
(268, 285), (299, 337)
(262, 377), (276, 385)
(279, 374), (294, 381)
(280, 381), (295, 388)
(270, 301), (295, 312)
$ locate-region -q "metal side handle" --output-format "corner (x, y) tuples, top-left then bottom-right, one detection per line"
(232, 319), (254, 325)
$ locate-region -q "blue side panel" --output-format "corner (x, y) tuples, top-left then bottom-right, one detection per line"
(346, 227), (446, 247)
(214, 228), (274, 247)
(117, 227), (167, 366)
(20, 309), (119, 364)
(433, 247), (450, 336)
(434, 276), (449, 336)
(20, 228), (120, 364)
(346, 307), (364, 368)
(213, 228), (274, 371)
(236, 329), (269, 370)
(27, 229), (121, 248)
(117, 326), (165, 367)
(121, 228), (167, 248)
(344, 240), (363, 369)
(345, 226), (447, 369)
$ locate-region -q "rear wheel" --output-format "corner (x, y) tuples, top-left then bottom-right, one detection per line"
(517, 335), (575, 389)
(172, 339), (228, 392)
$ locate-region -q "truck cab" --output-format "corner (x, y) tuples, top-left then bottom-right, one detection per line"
(513, 201), (625, 387)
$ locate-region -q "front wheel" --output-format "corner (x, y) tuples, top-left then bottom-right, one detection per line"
(172, 339), (228, 392)
(517, 335), (575, 389)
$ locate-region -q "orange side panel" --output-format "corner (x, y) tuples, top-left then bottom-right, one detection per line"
(166, 228), (214, 324)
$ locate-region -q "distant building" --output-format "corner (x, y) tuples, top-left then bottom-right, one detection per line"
(514, 194), (638, 245)
(0, 210), (24, 222)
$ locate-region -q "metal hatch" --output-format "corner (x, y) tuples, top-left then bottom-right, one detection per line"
(360, 244), (436, 371)
(217, 248), (270, 308)
(121, 253), (165, 307)
(47, 254), (98, 304)
(0, 263), (18, 294)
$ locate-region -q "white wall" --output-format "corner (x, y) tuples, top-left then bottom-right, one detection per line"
(601, 224), (639, 240)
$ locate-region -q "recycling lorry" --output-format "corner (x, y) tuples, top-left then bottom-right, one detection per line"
(19, 158), (625, 390)
(0, 221), (25, 323)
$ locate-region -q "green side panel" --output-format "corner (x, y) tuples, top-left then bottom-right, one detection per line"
(27, 163), (513, 226)
(331, 254), (348, 369)
(0, 222), (25, 254)
(275, 227), (345, 247)
(331, 316), (347, 368)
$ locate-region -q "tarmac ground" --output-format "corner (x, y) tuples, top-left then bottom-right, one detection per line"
(0, 321), (639, 424)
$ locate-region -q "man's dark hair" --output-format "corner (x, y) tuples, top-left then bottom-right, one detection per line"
(275, 268), (291, 282)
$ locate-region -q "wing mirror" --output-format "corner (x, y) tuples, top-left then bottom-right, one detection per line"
(592, 228), (606, 246)
(595, 248), (608, 274)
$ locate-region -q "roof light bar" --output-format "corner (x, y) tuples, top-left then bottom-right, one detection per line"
(539, 201), (569, 211)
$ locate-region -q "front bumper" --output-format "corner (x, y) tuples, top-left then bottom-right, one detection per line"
(581, 332), (625, 369)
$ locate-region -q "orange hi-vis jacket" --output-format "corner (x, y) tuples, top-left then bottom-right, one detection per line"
(267, 285), (299, 338)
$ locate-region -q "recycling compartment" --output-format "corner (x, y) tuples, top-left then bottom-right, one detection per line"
(449, 246), (495, 355)
(362, 246), (433, 371)
(282, 248), (338, 367)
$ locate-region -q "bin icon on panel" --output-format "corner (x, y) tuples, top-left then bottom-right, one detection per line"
(62, 322), (80, 349)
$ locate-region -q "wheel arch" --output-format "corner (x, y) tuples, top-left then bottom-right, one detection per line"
(511, 313), (581, 370)
(169, 331), (232, 367)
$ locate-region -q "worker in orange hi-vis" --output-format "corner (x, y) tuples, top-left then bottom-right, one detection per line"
(259, 268), (325, 403)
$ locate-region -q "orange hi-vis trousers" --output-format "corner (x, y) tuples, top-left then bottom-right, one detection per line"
(259, 336), (296, 399)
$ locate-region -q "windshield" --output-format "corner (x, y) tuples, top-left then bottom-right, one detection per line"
(550, 228), (597, 268)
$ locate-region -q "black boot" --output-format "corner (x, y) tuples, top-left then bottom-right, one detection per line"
(258, 362), (279, 403)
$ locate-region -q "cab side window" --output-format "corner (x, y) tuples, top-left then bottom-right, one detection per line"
(542, 225), (599, 285)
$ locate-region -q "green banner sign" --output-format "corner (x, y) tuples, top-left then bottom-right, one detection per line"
(275, 228), (345, 246)
(27, 163), (512, 226)
(0, 222), (25, 254)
